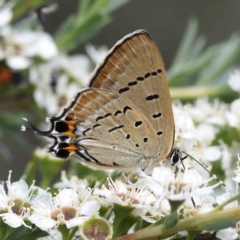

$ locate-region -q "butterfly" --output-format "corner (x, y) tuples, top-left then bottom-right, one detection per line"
(23, 30), (186, 171)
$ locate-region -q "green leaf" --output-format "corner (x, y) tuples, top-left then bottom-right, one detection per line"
(134, 220), (151, 231)
(200, 218), (238, 231)
(12, 0), (55, 22)
(163, 211), (179, 230)
(213, 126), (240, 146)
(197, 34), (240, 85)
(112, 203), (134, 236)
(54, 0), (131, 52)
(23, 227), (49, 240)
(4, 225), (48, 240)
(0, 219), (8, 240)
(113, 215), (139, 238)
(171, 18), (199, 69)
(187, 230), (200, 240)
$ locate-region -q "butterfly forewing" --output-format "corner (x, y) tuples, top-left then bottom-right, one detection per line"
(45, 30), (175, 170)
(89, 31), (174, 158)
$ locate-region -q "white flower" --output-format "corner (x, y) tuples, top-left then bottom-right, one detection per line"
(86, 44), (108, 65)
(202, 146), (221, 162)
(230, 99), (240, 119)
(0, 28), (58, 70)
(0, 171), (50, 228)
(60, 54), (91, 86)
(29, 188), (100, 230)
(232, 157), (240, 183)
(6, 56), (31, 70)
(216, 228), (238, 240)
(150, 167), (216, 201)
(228, 69), (240, 92)
(94, 177), (158, 223)
(0, 2), (12, 28)
(54, 171), (90, 198)
(28, 47), (107, 115)
(216, 192), (238, 209)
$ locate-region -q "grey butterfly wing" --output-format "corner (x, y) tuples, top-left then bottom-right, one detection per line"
(48, 30), (174, 170)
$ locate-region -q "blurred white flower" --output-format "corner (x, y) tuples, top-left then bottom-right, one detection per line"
(0, 2), (12, 28)
(86, 44), (108, 65)
(216, 228), (238, 240)
(228, 69), (240, 92)
(6, 56), (31, 70)
(0, 28), (57, 70)
(29, 44), (108, 115)
(233, 156), (240, 183)
(60, 54), (92, 86)
(230, 99), (240, 119)
(216, 192), (238, 209)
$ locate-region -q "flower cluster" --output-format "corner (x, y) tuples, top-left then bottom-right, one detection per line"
(0, 1), (108, 115)
(1, 145), (240, 240)
(172, 75), (240, 190)
(0, 165), (224, 240)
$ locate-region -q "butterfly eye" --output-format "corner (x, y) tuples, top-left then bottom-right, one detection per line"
(170, 149), (182, 166)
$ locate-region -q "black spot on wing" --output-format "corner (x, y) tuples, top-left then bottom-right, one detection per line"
(123, 106), (132, 113)
(96, 116), (104, 122)
(108, 125), (124, 132)
(143, 137), (148, 142)
(96, 113), (111, 122)
(119, 87), (130, 94)
(144, 72), (150, 78)
(153, 112), (162, 118)
(56, 149), (70, 159)
(105, 113), (111, 117)
(128, 81), (137, 86)
(55, 122), (69, 133)
(135, 121), (142, 127)
(151, 71), (157, 76)
(93, 124), (101, 129)
(83, 128), (91, 136)
(137, 76), (144, 81)
(146, 94), (159, 101)
(114, 110), (122, 116)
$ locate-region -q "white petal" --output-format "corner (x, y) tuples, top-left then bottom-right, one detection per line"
(29, 214), (56, 231)
(8, 179), (29, 199)
(54, 189), (76, 206)
(80, 200), (101, 215)
(231, 99), (240, 118)
(0, 6), (12, 27)
(152, 167), (174, 184)
(6, 56), (30, 70)
(216, 228), (238, 240)
(203, 146), (221, 162)
(228, 69), (240, 92)
(36, 34), (58, 60)
(1, 213), (23, 228)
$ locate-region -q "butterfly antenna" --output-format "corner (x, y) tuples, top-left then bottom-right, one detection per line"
(181, 150), (226, 189)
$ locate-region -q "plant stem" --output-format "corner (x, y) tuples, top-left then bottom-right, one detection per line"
(115, 206), (240, 240)
(170, 85), (237, 102)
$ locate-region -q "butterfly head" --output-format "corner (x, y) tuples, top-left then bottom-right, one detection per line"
(170, 148), (185, 166)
